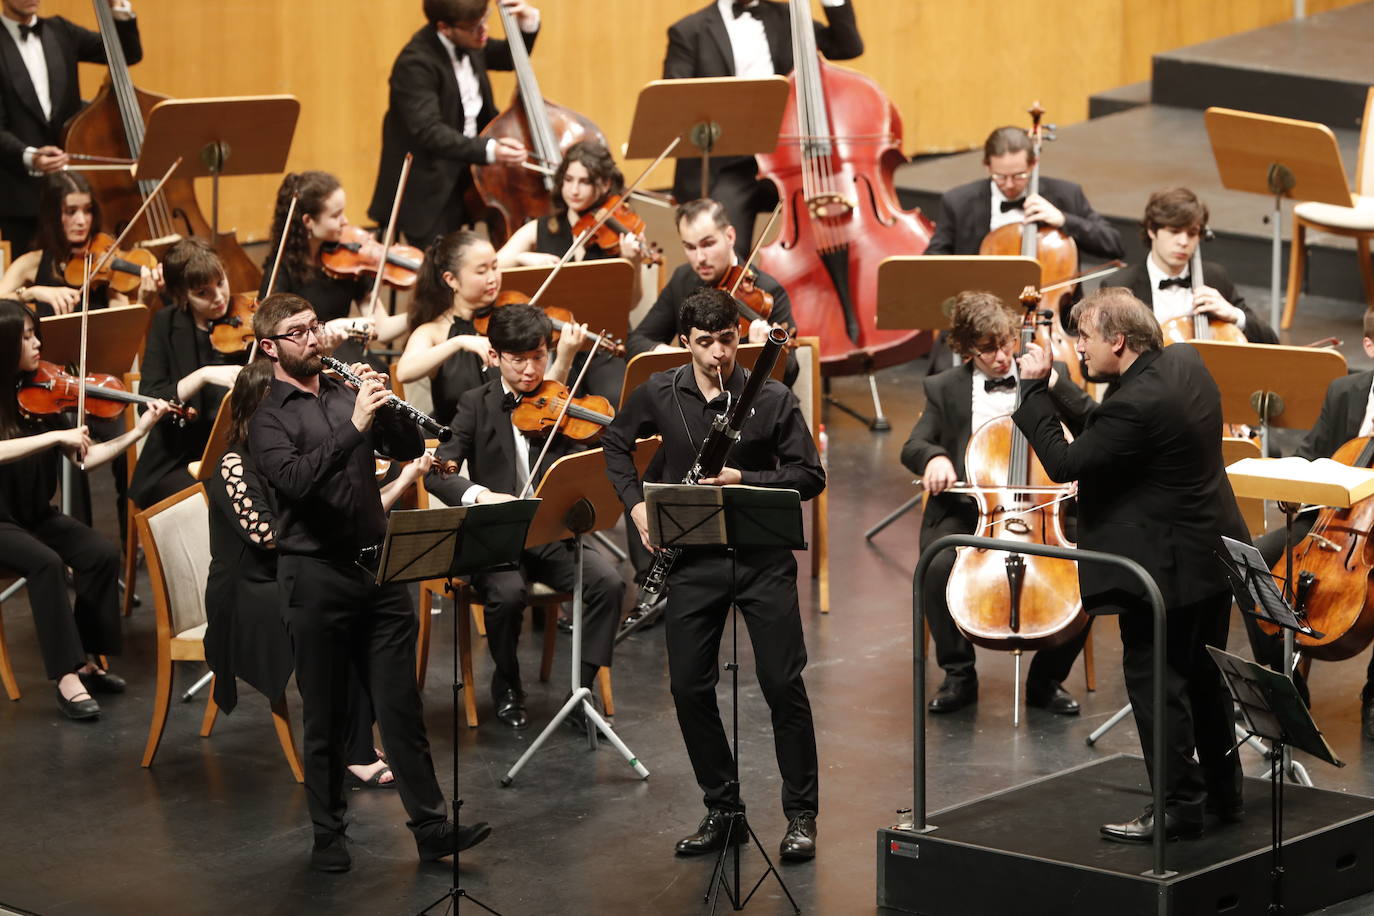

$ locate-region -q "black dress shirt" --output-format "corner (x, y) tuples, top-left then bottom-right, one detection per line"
(248, 374), (423, 559)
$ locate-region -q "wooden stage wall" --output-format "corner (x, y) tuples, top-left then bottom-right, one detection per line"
(44, 0), (1362, 244)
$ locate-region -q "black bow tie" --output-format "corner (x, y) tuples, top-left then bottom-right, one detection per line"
(731, 1), (757, 18)
(999, 197), (1025, 212)
(1158, 275), (1191, 290)
(502, 391), (521, 413)
(984, 375), (1017, 392)
(18, 20), (41, 40)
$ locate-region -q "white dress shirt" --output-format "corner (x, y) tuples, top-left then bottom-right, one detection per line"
(717, 0), (845, 78)
(971, 365), (1018, 435)
(460, 380), (533, 506)
(989, 181), (1023, 233)
(1145, 254), (1194, 325)
(434, 13), (541, 166)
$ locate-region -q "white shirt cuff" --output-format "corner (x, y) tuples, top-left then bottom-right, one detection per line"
(1234, 309), (1247, 332)
(22, 147), (37, 172)
(819, 0), (845, 6)
(484, 139), (496, 164)
(519, 9), (540, 32)
(461, 484), (488, 507)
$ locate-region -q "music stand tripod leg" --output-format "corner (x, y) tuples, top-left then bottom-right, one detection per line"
(864, 491), (921, 540)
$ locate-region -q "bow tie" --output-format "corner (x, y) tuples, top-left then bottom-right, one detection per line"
(984, 375), (1017, 392)
(18, 20), (41, 40)
(1158, 275), (1191, 290)
(731, 0), (758, 18)
(999, 197), (1025, 212)
(501, 391), (521, 413)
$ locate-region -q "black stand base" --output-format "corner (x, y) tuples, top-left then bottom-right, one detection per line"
(703, 812), (800, 915)
(417, 887), (502, 916)
(878, 755), (1374, 916)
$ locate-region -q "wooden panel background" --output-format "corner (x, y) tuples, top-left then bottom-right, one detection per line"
(41, 0), (1362, 243)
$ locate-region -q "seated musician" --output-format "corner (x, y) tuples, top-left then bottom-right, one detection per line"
(1110, 187), (1277, 344)
(425, 303), (624, 730)
(0, 298), (169, 720)
(0, 171), (157, 315)
(900, 290), (1094, 715)
(261, 171), (410, 365)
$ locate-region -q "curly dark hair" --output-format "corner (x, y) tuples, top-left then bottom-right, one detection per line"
(945, 290), (1019, 360)
(264, 171), (342, 288)
(678, 287), (737, 338)
(408, 230), (490, 330)
(550, 140), (624, 221)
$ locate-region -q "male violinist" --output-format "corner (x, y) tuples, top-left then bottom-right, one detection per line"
(1014, 287), (1246, 842)
(901, 290), (1094, 715)
(369, 0), (539, 249)
(424, 303), (624, 731)
(1111, 187), (1277, 344)
(0, 0), (142, 254)
(662, 0), (863, 258)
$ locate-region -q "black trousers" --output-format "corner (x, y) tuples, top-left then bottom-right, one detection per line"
(0, 510), (120, 679)
(279, 555), (446, 841)
(471, 539), (623, 698)
(1118, 590), (1243, 818)
(665, 547), (818, 819)
(405, 172), (477, 252)
(920, 507), (1089, 687)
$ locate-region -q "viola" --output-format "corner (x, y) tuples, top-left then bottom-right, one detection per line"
(473, 290), (626, 358)
(63, 232), (157, 294)
(19, 360), (196, 426)
(569, 195), (664, 266)
(511, 379), (613, 442)
(320, 225), (423, 290)
(1159, 229), (1245, 347)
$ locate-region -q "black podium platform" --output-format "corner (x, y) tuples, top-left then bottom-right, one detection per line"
(877, 754), (1374, 916)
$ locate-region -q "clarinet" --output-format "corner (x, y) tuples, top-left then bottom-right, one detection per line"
(321, 356), (453, 441)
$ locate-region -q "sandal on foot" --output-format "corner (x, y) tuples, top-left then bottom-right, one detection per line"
(347, 764), (396, 789)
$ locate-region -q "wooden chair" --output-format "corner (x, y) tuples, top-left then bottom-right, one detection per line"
(137, 484), (302, 782)
(1282, 87), (1374, 330)
(0, 577), (29, 700)
(790, 337), (830, 612)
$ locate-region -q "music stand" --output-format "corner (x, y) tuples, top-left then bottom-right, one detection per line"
(501, 260), (639, 333)
(136, 96), (300, 241)
(1204, 107), (1354, 329)
(626, 77), (790, 197)
(40, 304), (149, 375)
(617, 343), (785, 413)
(388, 499), (539, 916)
(644, 482), (805, 915)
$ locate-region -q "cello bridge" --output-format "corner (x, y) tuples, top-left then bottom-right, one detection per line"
(807, 193), (854, 220)
(1004, 519), (1031, 536)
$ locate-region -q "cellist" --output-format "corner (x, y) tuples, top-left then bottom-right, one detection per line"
(900, 291), (1093, 715)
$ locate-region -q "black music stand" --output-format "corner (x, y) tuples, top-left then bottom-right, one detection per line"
(391, 500), (539, 916)
(644, 482), (806, 915)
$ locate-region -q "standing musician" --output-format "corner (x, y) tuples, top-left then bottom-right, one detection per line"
(901, 290), (1094, 715)
(424, 304), (624, 730)
(602, 288), (825, 862)
(1110, 187), (1278, 344)
(0, 298), (169, 720)
(662, 0), (863, 258)
(369, 0), (539, 250)
(0, 0), (141, 255)
(248, 293), (486, 872)
(1014, 288), (1246, 842)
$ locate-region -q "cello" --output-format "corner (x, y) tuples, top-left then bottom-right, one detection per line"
(1159, 228), (1245, 346)
(755, 0), (933, 378)
(61, 0), (261, 294)
(471, 2), (605, 245)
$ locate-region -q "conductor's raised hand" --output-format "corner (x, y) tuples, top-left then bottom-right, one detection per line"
(1016, 341), (1052, 380)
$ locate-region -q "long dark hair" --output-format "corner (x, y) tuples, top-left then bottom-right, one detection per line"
(226, 356), (276, 448)
(408, 230), (488, 330)
(0, 299), (39, 439)
(265, 171), (341, 288)
(33, 172), (101, 280)
(551, 140), (624, 220)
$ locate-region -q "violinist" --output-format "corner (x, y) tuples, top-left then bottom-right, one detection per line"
(1013, 288), (1246, 842)
(368, 0), (538, 249)
(261, 171), (409, 362)
(0, 298), (168, 720)
(900, 291), (1094, 716)
(425, 303), (624, 730)
(662, 0), (863, 258)
(0, 0), (142, 255)
(1110, 187), (1278, 344)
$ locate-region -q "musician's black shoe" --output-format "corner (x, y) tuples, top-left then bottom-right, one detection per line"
(78, 668), (126, 694)
(494, 688), (528, 730)
(675, 809), (748, 856)
(1026, 680), (1080, 715)
(927, 677), (977, 713)
(416, 820), (492, 861)
(1206, 798), (1245, 824)
(55, 685), (100, 721)
(1362, 695), (1374, 741)
(779, 812), (817, 861)
(1100, 807), (1203, 843)
(311, 832), (351, 873)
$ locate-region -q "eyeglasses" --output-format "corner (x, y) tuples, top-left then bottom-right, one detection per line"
(267, 322), (324, 344)
(448, 15), (489, 33)
(974, 340), (1015, 358)
(990, 171), (1030, 184)
(499, 349), (549, 369)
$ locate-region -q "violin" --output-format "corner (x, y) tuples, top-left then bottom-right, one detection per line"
(63, 232), (157, 294)
(320, 225), (423, 290)
(19, 360), (196, 426)
(1159, 228), (1245, 347)
(209, 292), (260, 355)
(511, 379), (614, 442)
(473, 290), (626, 358)
(716, 264), (776, 331)
(569, 195), (663, 266)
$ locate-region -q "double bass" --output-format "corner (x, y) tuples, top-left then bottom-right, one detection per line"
(755, 0), (933, 377)
(61, 0), (261, 294)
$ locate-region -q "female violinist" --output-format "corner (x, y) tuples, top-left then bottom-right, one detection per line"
(0, 298), (169, 720)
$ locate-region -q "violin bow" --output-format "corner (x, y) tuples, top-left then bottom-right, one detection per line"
(250, 193), (299, 363)
(362, 152), (414, 346)
(78, 156), (182, 290)
(528, 136), (681, 309)
(1035, 259), (1126, 296)
(728, 203), (782, 299)
(518, 327), (609, 500)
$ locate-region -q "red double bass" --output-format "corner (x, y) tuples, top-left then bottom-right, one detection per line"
(756, 0), (933, 377)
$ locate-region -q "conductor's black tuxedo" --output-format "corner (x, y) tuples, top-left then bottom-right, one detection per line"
(368, 25), (536, 246)
(926, 176), (1123, 261)
(1110, 259), (1278, 345)
(1014, 343), (1246, 820)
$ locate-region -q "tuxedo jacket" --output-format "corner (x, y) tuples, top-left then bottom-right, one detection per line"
(1297, 368), (1373, 462)
(0, 15), (141, 219)
(663, 0), (862, 199)
(367, 26), (536, 239)
(900, 360), (1094, 527)
(1013, 344), (1249, 608)
(1110, 259), (1278, 345)
(926, 176), (1124, 261)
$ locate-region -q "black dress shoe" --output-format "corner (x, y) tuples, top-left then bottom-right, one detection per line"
(494, 688), (528, 729)
(779, 812), (817, 861)
(928, 678), (977, 713)
(56, 686), (100, 720)
(417, 820), (492, 861)
(1206, 800), (1245, 824)
(1362, 696), (1374, 741)
(78, 669), (126, 694)
(1101, 807), (1203, 843)
(675, 809), (747, 856)
(311, 833), (351, 873)
(1026, 680), (1080, 715)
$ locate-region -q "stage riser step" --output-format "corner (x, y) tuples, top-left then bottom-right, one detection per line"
(1151, 59), (1367, 132)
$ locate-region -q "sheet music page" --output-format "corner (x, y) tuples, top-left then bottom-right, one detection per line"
(644, 483), (728, 548)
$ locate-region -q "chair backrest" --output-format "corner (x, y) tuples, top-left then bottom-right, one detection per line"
(791, 337), (821, 440)
(1358, 87), (1374, 198)
(137, 484), (211, 639)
